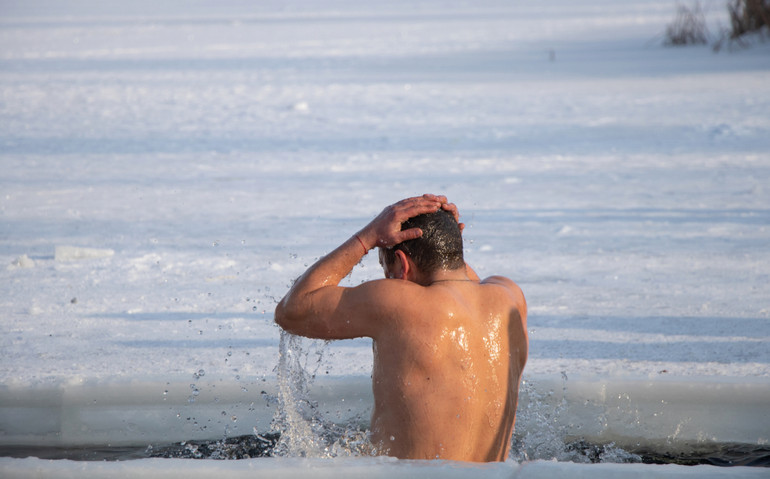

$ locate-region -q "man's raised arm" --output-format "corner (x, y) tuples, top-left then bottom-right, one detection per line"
(274, 194), (451, 339)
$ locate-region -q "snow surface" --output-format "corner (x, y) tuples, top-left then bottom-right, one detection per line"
(1, 0), (769, 474)
(1, 456), (769, 479)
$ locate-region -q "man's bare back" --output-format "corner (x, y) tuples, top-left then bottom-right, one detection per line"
(275, 194), (527, 462)
(370, 278), (527, 461)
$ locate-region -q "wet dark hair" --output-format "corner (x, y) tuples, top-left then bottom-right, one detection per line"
(381, 209), (464, 273)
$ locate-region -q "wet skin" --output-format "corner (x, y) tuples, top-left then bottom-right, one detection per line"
(275, 195), (528, 462)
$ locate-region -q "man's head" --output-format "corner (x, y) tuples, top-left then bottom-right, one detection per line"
(379, 209), (464, 278)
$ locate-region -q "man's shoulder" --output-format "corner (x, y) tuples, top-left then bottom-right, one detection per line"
(481, 275), (520, 291)
(351, 279), (439, 333)
(481, 276), (526, 307)
(352, 278), (427, 304)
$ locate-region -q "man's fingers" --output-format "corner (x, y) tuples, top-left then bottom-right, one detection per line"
(422, 193), (447, 204)
(440, 202), (461, 224)
(392, 194), (464, 228)
(392, 197), (441, 221)
(375, 194), (464, 247)
(396, 227), (423, 243)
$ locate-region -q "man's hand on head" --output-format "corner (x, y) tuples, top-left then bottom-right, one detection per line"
(358, 194), (446, 250)
(422, 193), (465, 234)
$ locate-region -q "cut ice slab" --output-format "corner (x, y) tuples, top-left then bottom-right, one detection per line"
(0, 375), (767, 451)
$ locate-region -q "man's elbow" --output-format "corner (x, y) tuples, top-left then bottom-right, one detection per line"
(274, 296), (307, 333)
(274, 299), (292, 330)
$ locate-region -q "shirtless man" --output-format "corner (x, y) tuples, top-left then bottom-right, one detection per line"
(275, 194), (528, 462)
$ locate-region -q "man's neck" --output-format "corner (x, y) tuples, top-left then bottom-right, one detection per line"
(421, 268), (472, 286)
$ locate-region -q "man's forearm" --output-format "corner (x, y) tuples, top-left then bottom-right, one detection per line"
(293, 234), (368, 292)
(275, 233), (369, 324)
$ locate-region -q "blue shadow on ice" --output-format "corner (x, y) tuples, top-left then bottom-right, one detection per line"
(1, 127), (764, 156)
(529, 338), (768, 364)
(114, 338), (277, 349)
(471, 208), (770, 226)
(532, 314), (770, 337)
(529, 315), (770, 364)
(94, 312), (255, 321)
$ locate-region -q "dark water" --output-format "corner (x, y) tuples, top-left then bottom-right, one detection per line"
(635, 442), (770, 468)
(0, 434), (278, 462)
(2, 435), (769, 467)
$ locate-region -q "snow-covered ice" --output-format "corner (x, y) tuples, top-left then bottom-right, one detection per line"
(1, 0), (769, 475)
(2, 455), (769, 479)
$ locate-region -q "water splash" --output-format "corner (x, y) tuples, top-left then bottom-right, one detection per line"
(268, 331), (370, 458)
(269, 331), (327, 456)
(510, 372), (641, 464)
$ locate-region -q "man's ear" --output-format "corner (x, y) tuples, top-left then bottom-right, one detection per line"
(394, 249), (410, 280)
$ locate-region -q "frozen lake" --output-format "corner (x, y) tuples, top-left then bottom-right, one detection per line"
(1, 0), (769, 476)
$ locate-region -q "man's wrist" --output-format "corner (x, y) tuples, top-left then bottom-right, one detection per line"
(354, 229), (378, 253)
(354, 234), (369, 255)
